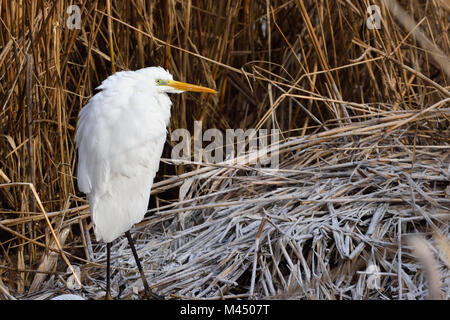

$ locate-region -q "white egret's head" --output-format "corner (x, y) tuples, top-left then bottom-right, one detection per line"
(138, 67), (216, 95)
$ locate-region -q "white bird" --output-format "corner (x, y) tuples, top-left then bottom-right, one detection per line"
(75, 66), (216, 299)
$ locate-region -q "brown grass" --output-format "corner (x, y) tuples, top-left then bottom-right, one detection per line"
(0, 0), (449, 299)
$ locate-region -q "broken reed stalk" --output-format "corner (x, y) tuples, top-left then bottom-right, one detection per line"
(0, 183), (82, 288)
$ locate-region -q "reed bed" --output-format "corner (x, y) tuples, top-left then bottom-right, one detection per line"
(0, 0), (449, 299)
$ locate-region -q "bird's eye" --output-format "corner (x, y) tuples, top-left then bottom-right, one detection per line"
(156, 79), (168, 86)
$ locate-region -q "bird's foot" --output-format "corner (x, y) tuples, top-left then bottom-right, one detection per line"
(105, 291), (113, 300)
(142, 288), (164, 300)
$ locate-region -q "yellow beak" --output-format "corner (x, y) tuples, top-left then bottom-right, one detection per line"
(165, 80), (217, 94)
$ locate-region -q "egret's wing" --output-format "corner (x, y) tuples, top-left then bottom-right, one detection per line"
(75, 86), (170, 242)
(75, 97), (97, 194)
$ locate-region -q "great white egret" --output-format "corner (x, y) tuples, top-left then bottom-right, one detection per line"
(75, 67), (216, 299)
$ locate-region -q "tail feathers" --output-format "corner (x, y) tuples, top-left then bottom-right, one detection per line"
(89, 176), (153, 243)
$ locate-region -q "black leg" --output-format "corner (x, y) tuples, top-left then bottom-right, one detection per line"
(105, 242), (112, 300)
(125, 231), (162, 300)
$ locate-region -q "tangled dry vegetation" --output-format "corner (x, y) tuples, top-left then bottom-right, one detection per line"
(0, 0), (449, 300)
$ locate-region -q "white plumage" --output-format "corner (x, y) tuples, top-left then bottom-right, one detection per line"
(75, 66), (215, 299)
(76, 67), (176, 243)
